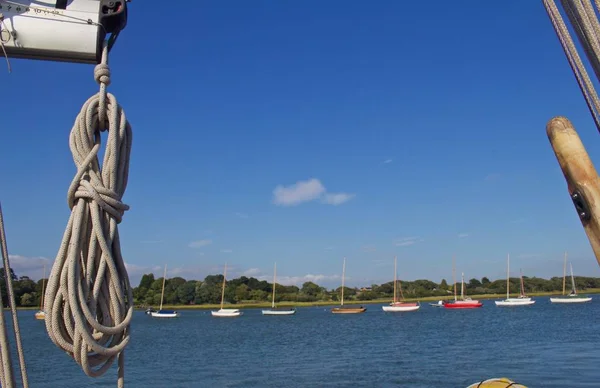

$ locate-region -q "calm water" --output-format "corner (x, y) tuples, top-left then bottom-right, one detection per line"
(7, 297), (600, 387)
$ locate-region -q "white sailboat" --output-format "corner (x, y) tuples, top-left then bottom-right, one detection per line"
(150, 264), (180, 318)
(382, 256), (420, 312)
(262, 263), (296, 316)
(34, 263), (46, 320)
(495, 254), (535, 307)
(550, 252), (592, 304)
(212, 263), (243, 317)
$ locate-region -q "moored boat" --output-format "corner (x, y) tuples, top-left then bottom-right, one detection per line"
(331, 258), (366, 314)
(550, 252), (592, 304)
(262, 263), (296, 316)
(495, 254), (535, 307)
(444, 264), (482, 309)
(382, 256), (420, 312)
(150, 264), (180, 318)
(35, 263), (47, 320)
(212, 263), (243, 318)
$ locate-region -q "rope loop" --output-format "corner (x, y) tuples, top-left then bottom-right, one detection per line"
(44, 41), (133, 388)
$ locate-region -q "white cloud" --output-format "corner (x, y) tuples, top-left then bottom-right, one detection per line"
(243, 268), (261, 276)
(272, 178), (354, 207)
(7, 255), (51, 280)
(383, 159), (393, 164)
(394, 236), (422, 247)
(221, 249), (233, 253)
(272, 178), (326, 206)
(458, 233), (469, 238)
(188, 239), (212, 248)
(322, 193), (355, 206)
(235, 212), (249, 219)
(262, 273), (341, 287)
(324, 246), (335, 251)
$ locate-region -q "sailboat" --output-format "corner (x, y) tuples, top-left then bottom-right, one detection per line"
(382, 256), (420, 312)
(150, 264), (180, 318)
(262, 263), (296, 316)
(443, 256), (482, 309)
(34, 263), (46, 320)
(550, 252), (592, 303)
(495, 254), (535, 306)
(331, 257), (366, 314)
(211, 263), (243, 317)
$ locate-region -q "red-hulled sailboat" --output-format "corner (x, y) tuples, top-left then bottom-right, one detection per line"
(443, 263), (482, 309)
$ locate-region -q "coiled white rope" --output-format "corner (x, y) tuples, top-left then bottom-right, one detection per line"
(43, 42), (133, 387)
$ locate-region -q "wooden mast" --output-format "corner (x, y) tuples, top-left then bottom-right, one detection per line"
(220, 263), (227, 310)
(271, 262), (277, 309)
(159, 264), (167, 311)
(506, 253), (510, 300)
(340, 257), (346, 306)
(570, 262), (577, 294)
(39, 263), (46, 311)
(562, 252), (567, 296)
(452, 255), (457, 301)
(393, 256), (397, 304)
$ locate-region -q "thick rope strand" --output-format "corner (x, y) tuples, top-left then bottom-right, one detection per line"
(0, 204), (17, 388)
(543, 0), (600, 132)
(44, 42), (133, 387)
(0, 204), (29, 388)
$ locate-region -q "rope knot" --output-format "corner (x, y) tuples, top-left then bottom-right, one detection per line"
(70, 178), (129, 224)
(94, 63), (111, 86)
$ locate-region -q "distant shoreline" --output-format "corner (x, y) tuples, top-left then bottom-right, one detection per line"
(132, 288), (600, 310)
(14, 289), (600, 311)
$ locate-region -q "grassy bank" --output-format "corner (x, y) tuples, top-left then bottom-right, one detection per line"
(139, 288), (600, 310)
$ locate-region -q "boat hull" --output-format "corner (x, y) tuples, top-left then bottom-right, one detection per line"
(331, 307), (366, 314)
(150, 310), (180, 318)
(261, 309), (296, 315)
(34, 311), (45, 320)
(382, 303), (420, 312)
(495, 298), (535, 307)
(444, 301), (482, 309)
(211, 309), (243, 317)
(429, 301), (445, 307)
(550, 296), (592, 303)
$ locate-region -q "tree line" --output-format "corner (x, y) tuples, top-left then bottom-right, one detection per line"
(1, 267), (599, 308)
(132, 272), (600, 307)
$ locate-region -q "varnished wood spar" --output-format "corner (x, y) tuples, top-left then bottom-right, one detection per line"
(547, 116), (600, 265)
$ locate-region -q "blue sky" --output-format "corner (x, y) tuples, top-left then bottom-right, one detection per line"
(2, 1), (600, 288)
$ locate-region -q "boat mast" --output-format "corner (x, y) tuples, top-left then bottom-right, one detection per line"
(393, 256), (397, 303)
(220, 263), (228, 310)
(40, 263), (46, 311)
(340, 257), (346, 306)
(562, 251), (567, 296)
(452, 255), (457, 302)
(159, 264), (167, 311)
(506, 253), (510, 300)
(461, 272), (465, 300)
(570, 263), (577, 294)
(271, 262), (277, 309)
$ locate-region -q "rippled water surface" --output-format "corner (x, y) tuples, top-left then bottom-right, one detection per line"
(9, 297), (600, 387)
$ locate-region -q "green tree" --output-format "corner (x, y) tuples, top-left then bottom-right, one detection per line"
(235, 284), (250, 302)
(176, 281), (197, 305)
(20, 293), (34, 306)
(301, 282), (321, 296)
